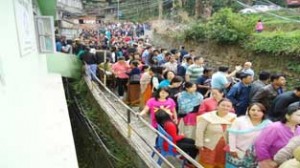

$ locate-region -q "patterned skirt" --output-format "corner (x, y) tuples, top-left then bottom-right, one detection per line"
(225, 145), (258, 168)
(199, 137), (226, 168)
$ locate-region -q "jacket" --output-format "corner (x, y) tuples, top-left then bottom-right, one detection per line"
(227, 82), (251, 116)
(195, 111), (236, 150)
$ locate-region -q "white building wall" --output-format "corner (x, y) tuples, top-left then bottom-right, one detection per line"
(0, 1), (78, 168)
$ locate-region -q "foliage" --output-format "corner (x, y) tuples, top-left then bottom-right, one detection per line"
(183, 8), (258, 44)
(264, 21), (300, 31)
(212, 0), (233, 12)
(182, 0), (241, 16)
(183, 0), (195, 16)
(70, 79), (138, 168)
(251, 10), (300, 31)
(72, 78), (88, 95)
(287, 62), (300, 74)
(183, 22), (207, 42)
(181, 7), (300, 56)
(244, 30), (300, 56)
(206, 8), (257, 44)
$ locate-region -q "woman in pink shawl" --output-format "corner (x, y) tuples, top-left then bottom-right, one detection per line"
(254, 102), (300, 168)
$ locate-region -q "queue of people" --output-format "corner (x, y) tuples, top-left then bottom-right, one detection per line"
(62, 21), (300, 168)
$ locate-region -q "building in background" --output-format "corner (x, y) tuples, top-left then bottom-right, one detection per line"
(56, 0), (84, 39)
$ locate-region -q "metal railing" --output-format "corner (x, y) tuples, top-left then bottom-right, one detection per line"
(85, 54), (204, 168)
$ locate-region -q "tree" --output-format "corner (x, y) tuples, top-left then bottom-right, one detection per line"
(195, 0), (202, 18)
(173, 0), (183, 8)
(195, 0), (212, 19)
(158, 0), (163, 19)
(203, 0), (212, 19)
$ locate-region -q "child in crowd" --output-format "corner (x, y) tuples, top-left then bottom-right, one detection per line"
(139, 87), (178, 128)
(256, 19), (264, 33)
(155, 109), (198, 166)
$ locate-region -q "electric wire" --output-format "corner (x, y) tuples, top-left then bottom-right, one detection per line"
(64, 78), (116, 167)
(88, 78), (174, 168)
(74, 95), (124, 163)
(235, 0), (300, 23)
(66, 79), (123, 165)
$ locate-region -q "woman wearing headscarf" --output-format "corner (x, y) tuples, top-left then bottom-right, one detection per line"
(195, 98), (236, 168)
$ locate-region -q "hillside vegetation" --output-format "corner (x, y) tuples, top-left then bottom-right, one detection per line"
(180, 8), (300, 57)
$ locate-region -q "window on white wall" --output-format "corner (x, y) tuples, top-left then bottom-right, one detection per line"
(35, 16), (56, 53)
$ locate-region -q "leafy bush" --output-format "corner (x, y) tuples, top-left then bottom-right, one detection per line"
(183, 8), (258, 44)
(183, 0), (195, 16)
(181, 8), (300, 56)
(212, 0), (243, 13)
(287, 62), (300, 74)
(206, 8), (257, 44)
(244, 30), (300, 56)
(264, 21), (300, 32)
(183, 22), (207, 42)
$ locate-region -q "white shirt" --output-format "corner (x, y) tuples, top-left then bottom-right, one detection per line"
(163, 62), (178, 73)
(228, 116), (270, 154)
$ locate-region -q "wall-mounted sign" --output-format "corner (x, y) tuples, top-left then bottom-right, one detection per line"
(13, 0), (36, 57)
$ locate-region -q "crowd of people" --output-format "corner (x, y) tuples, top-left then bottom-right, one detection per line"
(57, 21), (300, 168)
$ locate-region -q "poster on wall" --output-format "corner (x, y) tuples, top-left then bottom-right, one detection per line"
(13, 0), (36, 57)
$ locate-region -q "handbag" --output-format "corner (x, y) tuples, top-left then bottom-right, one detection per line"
(226, 146), (258, 168)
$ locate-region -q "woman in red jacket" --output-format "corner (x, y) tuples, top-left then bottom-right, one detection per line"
(155, 109), (198, 161)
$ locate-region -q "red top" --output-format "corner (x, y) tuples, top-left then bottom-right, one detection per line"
(163, 121), (184, 152)
(198, 97), (235, 115)
(197, 97), (219, 115)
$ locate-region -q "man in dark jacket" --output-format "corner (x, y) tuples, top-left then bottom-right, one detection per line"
(82, 48), (98, 80)
(269, 86), (300, 121)
(227, 73), (253, 116)
(249, 71), (270, 99)
(251, 73), (286, 112)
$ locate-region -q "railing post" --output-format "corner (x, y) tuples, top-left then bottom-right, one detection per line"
(127, 109), (132, 138)
(103, 50), (107, 86)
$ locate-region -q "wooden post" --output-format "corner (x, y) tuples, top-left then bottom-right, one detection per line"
(103, 50), (107, 86)
(127, 109), (132, 138)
